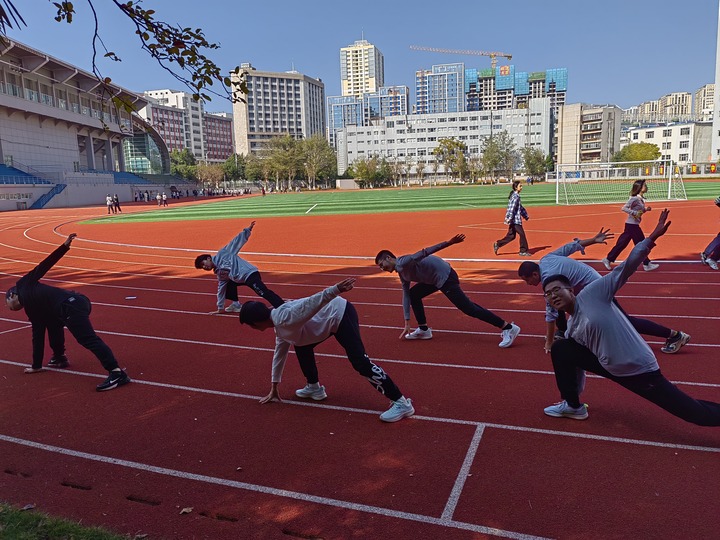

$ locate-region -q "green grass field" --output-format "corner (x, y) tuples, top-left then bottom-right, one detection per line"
(84, 181), (720, 224)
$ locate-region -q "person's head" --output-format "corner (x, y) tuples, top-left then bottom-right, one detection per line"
(375, 250), (397, 272)
(509, 180), (522, 198)
(194, 254), (214, 271)
(518, 261), (541, 286)
(542, 274), (575, 312)
(5, 286), (22, 311)
(630, 179), (647, 196)
(239, 301), (274, 330)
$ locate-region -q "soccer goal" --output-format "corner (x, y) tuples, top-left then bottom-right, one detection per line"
(554, 160), (687, 205)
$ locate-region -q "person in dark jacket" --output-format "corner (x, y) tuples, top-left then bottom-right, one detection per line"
(5, 233), (130, 391)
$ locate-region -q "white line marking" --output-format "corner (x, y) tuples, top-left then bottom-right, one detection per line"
(305, 203), (318, 214)
(442, 424), (485, 521)
(1, 359), (718, 453)
(0, 433), (550, 540)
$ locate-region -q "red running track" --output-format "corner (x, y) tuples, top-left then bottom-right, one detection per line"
(0, 199), (719, 539)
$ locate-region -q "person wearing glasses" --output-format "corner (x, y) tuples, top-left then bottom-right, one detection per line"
(517, 228), (689, 354)
(541, 210), (720, 425)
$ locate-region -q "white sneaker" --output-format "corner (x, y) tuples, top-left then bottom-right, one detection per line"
(700, 252), (708, 265)
(643, 263), (659, 272)
(379, 397), (415, 422)
(405, 328), (433, 340)
(225, 301), (243, 312)
(601, 258), (612, 270)
(708, 259), (719, 271)
(499, 323), (520, 348)
(295, 383), (327, 401)
(543, 400), (588, 420)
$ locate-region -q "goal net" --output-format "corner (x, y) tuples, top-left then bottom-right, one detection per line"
(554, 160), (687, 205)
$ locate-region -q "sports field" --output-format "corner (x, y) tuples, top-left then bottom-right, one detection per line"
(1, 186), (719, 539)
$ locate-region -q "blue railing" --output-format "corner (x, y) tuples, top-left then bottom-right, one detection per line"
(30, 184), (67, 209)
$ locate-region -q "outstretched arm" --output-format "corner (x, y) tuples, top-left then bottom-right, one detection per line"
(576, 228), (614, 248)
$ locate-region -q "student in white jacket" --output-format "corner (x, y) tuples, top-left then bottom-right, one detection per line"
(239, 278), (415, 423)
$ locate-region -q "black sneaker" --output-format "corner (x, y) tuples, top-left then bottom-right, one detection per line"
(96, 370), (131, 392)
(47, 355), (69, 369)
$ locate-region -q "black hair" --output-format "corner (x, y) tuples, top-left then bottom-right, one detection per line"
(239, 301), (272, 326)
(374, 250), (396, 264)
(630, 179), (646, 196)
(194, 254), (212, 269)
(509, 180), (522, 198)
(518, 261), (540, 278)
(542, 273), (572, 289)
(5, 286), (18, 300)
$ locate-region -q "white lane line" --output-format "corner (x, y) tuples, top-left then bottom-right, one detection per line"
(306, 204), (318, 214)
(1, 359), (719, 453)
(0, 433), (549, 540)
(442, 424), (485, 521)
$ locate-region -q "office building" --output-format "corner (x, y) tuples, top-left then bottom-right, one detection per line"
(624, 122), (712, 164)
(143, 89), (206, 159)
(415, 63), (465, 114)
(340, 39), (384, 98)
(336, 98), (552, 176)
(232, 63), (325, 156)
(695, 83), (714, 121)
(203, 112), (234, 161)
(556, 103), (622, 165)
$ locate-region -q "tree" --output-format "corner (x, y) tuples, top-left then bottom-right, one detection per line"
(480, 136), (502, 181)
(495, 130), (519, 180)
(264, 135), (301, 190)
(432, 138), (467, 182)
(0, 1), (246, 113)
(222, 154), (246, 182)
(197, 162), (223, 188)
(300, 135), (336, 190)
(351, 156), (381, 188)
(611, 142), (661, 162)
(520, 147), (548, 181)
(170, 148), (197, 181)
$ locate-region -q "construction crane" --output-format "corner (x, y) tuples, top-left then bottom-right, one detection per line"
(409, 45), (512, 70)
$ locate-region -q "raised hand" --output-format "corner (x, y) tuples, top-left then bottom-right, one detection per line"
(448, 233), (466, 245)
(64, 233), (77, 247)
(336, 277), (356, 292)
(648, 209), (671, 242)
(594, 227), (614, 244)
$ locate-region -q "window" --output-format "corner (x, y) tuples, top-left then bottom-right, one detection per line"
(632, 132), (638, 140)
(645, 131), (654, 139)
(679, 140), (689, 149)
(662, 129), (672, 137)
(680, 127), (690, 136)
(661, 142), (671, 150)
(679, 153), (689, 161)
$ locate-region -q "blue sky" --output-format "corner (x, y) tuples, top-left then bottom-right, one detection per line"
(8, 0), (719, 112)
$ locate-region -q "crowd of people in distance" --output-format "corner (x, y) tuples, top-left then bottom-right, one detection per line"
(6, 181), (720, 428)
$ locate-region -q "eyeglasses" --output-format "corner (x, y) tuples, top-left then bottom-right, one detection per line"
(543, 286), (570, 298)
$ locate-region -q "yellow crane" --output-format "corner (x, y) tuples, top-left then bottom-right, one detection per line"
(409, 45), (512, 70)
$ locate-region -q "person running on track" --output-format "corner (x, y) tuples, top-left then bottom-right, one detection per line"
(494, 180), (531, 257)
(602, 179), (658, 272)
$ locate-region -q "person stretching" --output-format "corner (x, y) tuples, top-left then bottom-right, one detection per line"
(518, 228), (690, 354)
(194, 221), (284, 313)
(376, 233), (520, 347)
(5, 233), (130, 391)
(542, 209), (720, 426)
(239, 278), (415, 423)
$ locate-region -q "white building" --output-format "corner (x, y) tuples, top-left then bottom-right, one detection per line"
(694, 84), (714, 121)
(0, 38), (164, 210)
(557, 103), (622, 165)
(142, 89), (206, 160)
(624, 122), (712, 164)
(232, 63), (325, 156)
(340, 39), (384, 98)
(336, 98), (552, 177)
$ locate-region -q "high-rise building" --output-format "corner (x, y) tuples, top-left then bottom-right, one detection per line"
(232, 63), (325, 156)
(415, 63), (465, 114)
(695, 84), (714, 121)
(556, 103), (622, 165)
(203, 112), (234, 161)
(143, 89), (206, 159)
(415, 64), (567, 116)
(340, 39), (384, 98)
(363, 86), (410, 122)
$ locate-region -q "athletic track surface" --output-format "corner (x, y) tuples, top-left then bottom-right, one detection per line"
(1, 197), (718, 539)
